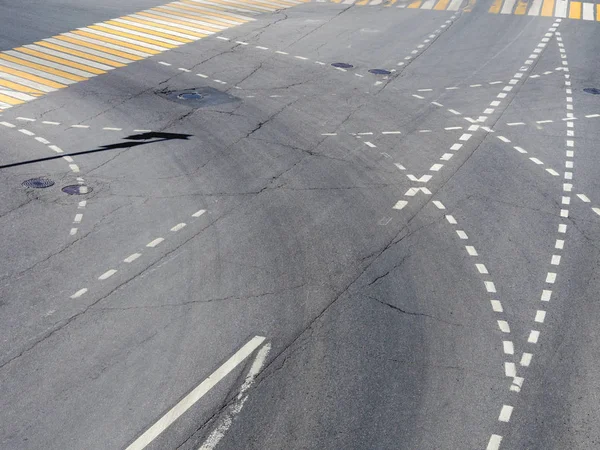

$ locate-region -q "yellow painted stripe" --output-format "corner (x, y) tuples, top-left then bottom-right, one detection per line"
(514, 0), (529, 14)
(138, 11), (225, 31)
(72, 30), (161, 55)
(356, 0), (370, 4)
(541, 0), (554, 16)
(104, 20), (192, 43)
(54, 35), (144, 61)
(433, 0), (451, 9)
(159, 4), (247, 22)
(34, 41), (124, 67)
(569, 1), (581, 18)
(597, 3), (600, 20)
(0, 92), (27, 105)
(0, 93), (25, 105)
(0, 62), (66, 88)
(489, 0), (502, 13)
(88, 25), (176, 49)
(15, 46), (106, 75)
(154, 5), (241, 26)
(0, 54), (86, 81)
(408, 0), (422, 7)
(182, 0), (279, 10)
(0, 78), (43, 95)
(125, 15), (216, 35)
(181, 0), (268, 12)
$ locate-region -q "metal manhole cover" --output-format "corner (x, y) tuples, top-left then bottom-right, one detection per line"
(177, 92), (203, 100)
(332, 62), (353, 69)
(369, 69), (391, 75)
(62, 185), (91, 195)
(22, 177), (54, 188)
(583, 88), (600, 95)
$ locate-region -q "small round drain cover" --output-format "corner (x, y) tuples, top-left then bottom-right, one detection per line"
(177, 92), (203, 100)
(369, 69), (391, 75)
(62, 185), (92, 195)
(583, 88), (600, 95)
(332, 62), (353, 69)
(22, 177), (54, 188)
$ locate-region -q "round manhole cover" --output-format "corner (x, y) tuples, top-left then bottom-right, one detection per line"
(369, 69), (391, 75)
(22, 177), (54, 188)
(177, 92), (203, 100)
(62, 185), (91, 195)
(332, 62), (353, 69)
(583, 88), (600, 95)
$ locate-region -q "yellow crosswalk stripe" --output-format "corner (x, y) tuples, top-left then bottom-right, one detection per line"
(0, 78), (43, 95)
(408, 0), (422, 7)
(433, 0), (451, 10)
(136, 11), (223, 31)
(88, 25), (176, 49)
(35, 41), (125, 67)
(126, 14), (218, 35)
(514, 0), (529, 13)
(184, 0), (270, 13)
(0, 92), (25, 105)
(154, 5), (245, 26)
(569, 1), (582, 17)
(104, 20), (193, 43)
(597, 3), (600, 20)
(489, 0), (503, 13)
(541, 0), (555, 15)
(0, 54), (87, 82)
(54, 35), (144, 61)
(0, 63), (66, 89)
(168, 1), (253, 20)
(16, 46), (107, 74)
(72, 30), (160, 55)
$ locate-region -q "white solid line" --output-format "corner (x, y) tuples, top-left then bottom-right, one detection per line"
(198, 342), (271, 450)
(125, 336), (266, 450)
(71, 124), (90, 128)
(382, 131), (401, 134)
(103, 127), (122, 131)
(147, 238), (164, 248)
(70, 288), (88, 299)
(192, 209), (206, 218)
(99, 269), (117, 280)
(171, 223), (187, 232)
(499, 405), (513, 422)
(412, 94), (424, 99)
(124, 253), (142, 263)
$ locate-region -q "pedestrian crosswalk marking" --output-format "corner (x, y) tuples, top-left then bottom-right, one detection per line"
(0, 0), (304, 112)
(490, 0), (600, 18)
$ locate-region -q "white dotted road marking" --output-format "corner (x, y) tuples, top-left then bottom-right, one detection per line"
(146, 237), (165, 248)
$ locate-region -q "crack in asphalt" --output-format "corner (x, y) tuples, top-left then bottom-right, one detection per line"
(369, 295), (463, 327)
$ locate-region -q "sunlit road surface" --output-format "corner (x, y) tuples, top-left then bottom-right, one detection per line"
(1, 0), (600, 448)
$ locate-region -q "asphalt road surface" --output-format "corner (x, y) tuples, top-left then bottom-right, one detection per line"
(1, 0), (600, 448)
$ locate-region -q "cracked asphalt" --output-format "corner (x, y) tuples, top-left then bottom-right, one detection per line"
(1, 0), (600, 449)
